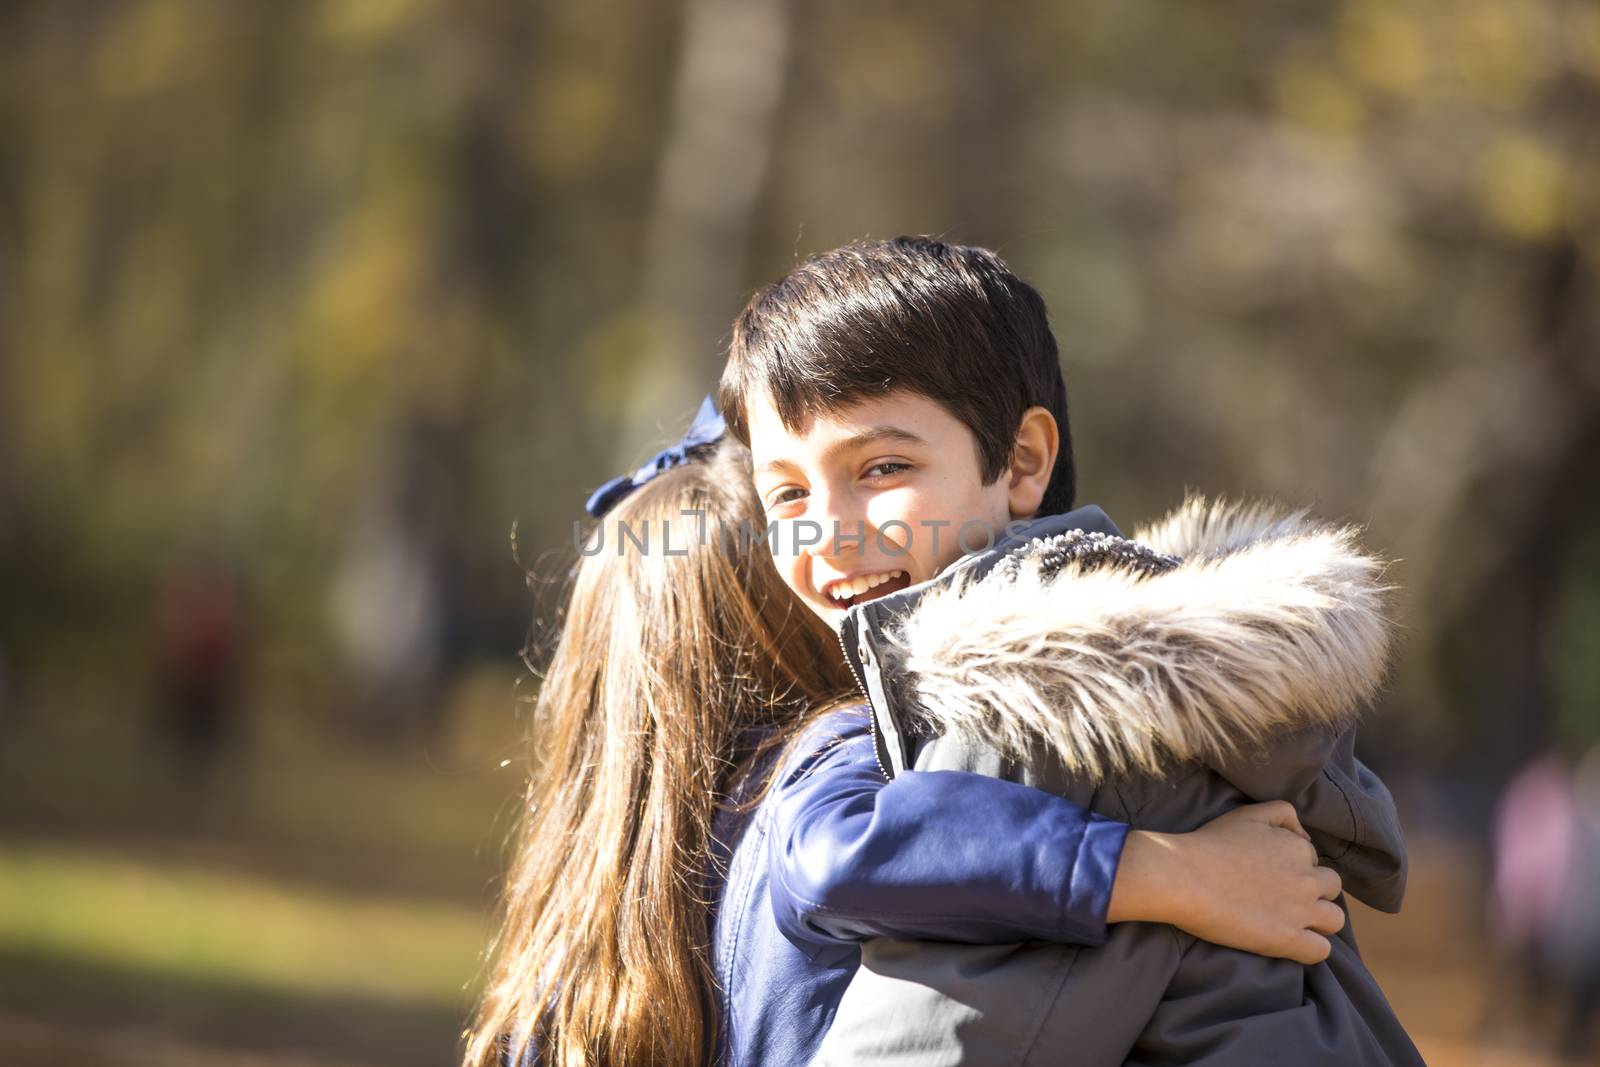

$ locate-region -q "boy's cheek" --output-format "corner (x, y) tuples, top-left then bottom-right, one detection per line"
(799, 597), (837, 627)
(784, 579), (838, 626)
(768, 553), (831, 620)
(765, 515), (820, 559)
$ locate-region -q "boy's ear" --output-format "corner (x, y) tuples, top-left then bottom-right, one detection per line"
(1007, 407), (1059, 519)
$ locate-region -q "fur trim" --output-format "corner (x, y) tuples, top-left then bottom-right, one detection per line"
(891, 497), (1394, 782)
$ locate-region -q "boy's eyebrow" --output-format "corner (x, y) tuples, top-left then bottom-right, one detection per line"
(755, 426), (927, 477)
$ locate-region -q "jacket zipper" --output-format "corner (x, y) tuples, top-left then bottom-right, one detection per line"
(837, 624), (893, 782)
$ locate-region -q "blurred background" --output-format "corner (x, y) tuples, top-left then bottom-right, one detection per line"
(1, 0), (1598, 1063)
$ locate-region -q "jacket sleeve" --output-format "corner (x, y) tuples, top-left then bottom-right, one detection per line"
(1213, 723), (1408, 913)
(767, 707), (1128, 953)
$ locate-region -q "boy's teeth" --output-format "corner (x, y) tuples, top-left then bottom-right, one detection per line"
(831, 571), (903, 601)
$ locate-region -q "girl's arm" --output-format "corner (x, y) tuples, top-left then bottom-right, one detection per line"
(771, 707), (1343, 964)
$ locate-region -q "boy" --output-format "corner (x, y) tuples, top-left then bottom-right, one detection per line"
(717, 236), (1422, 1065)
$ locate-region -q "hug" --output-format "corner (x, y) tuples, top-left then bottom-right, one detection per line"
(464, 236), (1423, 1067)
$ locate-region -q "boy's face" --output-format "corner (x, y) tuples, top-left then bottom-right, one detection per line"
(747, 389), (1014, 629)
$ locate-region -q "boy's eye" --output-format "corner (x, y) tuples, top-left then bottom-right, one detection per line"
(767, 487), (807, 511)
(864, 462), (911, 478)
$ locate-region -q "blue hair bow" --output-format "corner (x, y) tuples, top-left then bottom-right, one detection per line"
(584, 395), (727, 518)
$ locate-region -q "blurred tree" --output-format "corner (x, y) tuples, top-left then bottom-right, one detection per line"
(628, 0), (793, 462)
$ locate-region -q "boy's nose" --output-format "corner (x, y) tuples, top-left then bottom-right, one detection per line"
(802, 485), (866, 560)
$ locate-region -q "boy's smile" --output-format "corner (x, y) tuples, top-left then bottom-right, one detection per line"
(747, 389), (1016, 628)
(820, 567), (912, 607)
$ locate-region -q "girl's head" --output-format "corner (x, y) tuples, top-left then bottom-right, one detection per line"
(465, 439), (856, 1067)
(560, 438), (853, 725)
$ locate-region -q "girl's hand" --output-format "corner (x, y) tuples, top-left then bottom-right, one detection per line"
(1105, 800), (1345, 965)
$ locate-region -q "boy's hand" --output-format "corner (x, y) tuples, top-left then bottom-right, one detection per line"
(1106, 801), (1345, 965)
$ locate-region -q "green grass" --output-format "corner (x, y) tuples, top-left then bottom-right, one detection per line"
(0, 841), (491, 1007)
(0, 667), (532, 1061)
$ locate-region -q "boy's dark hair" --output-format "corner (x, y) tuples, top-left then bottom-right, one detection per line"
(718, 235), (1076, 516)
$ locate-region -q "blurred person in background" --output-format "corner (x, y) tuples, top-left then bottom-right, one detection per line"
(1549, 746), (1600, 1059)
(1491, 748), (1600, 1060)
(330, 502), (446, 738)
(153, 549), (245, 785)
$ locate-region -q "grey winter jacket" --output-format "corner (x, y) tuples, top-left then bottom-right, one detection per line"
(819, 498), (1422, 1067)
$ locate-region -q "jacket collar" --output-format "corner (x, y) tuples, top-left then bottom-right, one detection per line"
(843, 497), (1393, 781)
(840, 505), (1125, 775)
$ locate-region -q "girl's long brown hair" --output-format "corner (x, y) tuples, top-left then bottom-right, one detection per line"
(462, 441), (857, 1067)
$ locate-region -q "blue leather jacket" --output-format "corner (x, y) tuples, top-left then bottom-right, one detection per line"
(707, 704), (1127, 1067)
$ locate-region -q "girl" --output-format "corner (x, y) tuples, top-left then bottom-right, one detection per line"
(463, 423), (1343, 1067)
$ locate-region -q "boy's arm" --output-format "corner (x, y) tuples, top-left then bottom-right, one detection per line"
(769, 707), (1126, 952)
(772, 708), (1346, 963)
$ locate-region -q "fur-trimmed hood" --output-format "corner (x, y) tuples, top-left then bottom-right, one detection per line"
(842, 497), (1395, 785)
